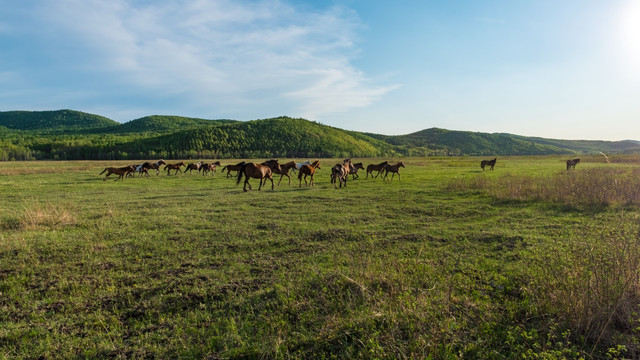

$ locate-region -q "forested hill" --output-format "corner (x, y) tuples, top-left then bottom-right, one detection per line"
(1, 109), (639, 160)
(0, 110), (118, 132)
(368, 128), (640, 156)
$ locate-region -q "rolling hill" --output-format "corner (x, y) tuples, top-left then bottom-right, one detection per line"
(0, 109), (119, 132)
(1, 109), (639, 160)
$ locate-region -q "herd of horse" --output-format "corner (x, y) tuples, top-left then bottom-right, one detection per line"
(99, 157), (582, 186)
(99, 158), (407, 189)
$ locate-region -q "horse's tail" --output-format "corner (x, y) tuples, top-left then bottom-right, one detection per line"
(236, 163), (247, 185)
(99, 168), (107, 175)
(298, 168), (304, 180)
(222, 165), (228, 172)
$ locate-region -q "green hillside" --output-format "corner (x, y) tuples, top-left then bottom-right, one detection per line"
(368, 128), (640, 156)
(107, 115), (239, 133)
(116, 117), (397, 159)
(1, 109), (639, 161)
(0, 109), (119, 132)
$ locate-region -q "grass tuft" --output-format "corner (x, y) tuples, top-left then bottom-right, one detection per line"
(19, 201), (77, 229)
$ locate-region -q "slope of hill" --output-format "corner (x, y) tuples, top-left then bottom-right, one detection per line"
(105, 115), (239, 133)
(118, 117), (397, 158)
(367, 128), (640, 156)
(0, 109), (119, 132)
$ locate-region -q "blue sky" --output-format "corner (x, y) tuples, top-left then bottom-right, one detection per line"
(1, 0), (639, 140)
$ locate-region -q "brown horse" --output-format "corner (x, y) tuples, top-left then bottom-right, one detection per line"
(331, 159), (352, 188)
(349, 162), (365, 179)
(164, 162), (185, 175)
(200, 161), (222, 176)
(185, 161), (203, 174)
(140, 159), (166, 176)
(222, 162), (246, 178)
(366, 161), (388, 179)
(236, 163), (274, 192)
(100, 165), (135, 181)
(263, 160), (297, 185)
(298, 160), (321, 187)
(566, 158), (580, 170)
(481, 158), (497, 171)
(382, 161), (405, 182)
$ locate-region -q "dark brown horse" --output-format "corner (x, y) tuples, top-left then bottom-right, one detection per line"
(263, 160), (297, 185)
(222, 162), (246, 178)
(366, 161), (388, 179)
(349, 162), (365, 179)
(236, 163), (274, 192)
(185, 161), (203, 174)
(140, 159), (166, 176)
(298, 160), (321, 187)
(481, 158), (497, 171)
(566, 158), (580, 170)
(164, 162), (185, 175)
(382, 161), (405, 182)
(200, 161), (222, 176)
(331, 159), (352, 188)
(100, 165), (135, 181)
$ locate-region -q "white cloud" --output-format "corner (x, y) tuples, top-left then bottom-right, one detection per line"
(26, 0), (393, 120)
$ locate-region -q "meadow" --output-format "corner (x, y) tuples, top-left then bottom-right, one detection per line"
(1, 156), (639, 359)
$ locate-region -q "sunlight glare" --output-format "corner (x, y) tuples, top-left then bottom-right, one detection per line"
(618, 0), (640, 75)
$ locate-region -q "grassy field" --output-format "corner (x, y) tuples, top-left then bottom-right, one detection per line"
(1, 156), (639, 359)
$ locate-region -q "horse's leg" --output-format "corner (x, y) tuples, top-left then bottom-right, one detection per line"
(269, 176), (274, 190)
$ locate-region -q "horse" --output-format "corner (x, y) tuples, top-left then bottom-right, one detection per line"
(298, 160), (321, 187)
(349, 162), (365, 179)
(382, 161), (405, 182)
(566, 158), (580, 170)
(164, 162), (185, 175)
(236, 163), (274, 192)
(186, 162), (203, 174)
(140, 159), (166, 176)
(222, 162), (246, 178)
(366, 161), (388, 179)
(127, 163), (146, 178)
(263, 160), (297, 185)
(200, 161), (221, 176)
(292, 160), (312, 174)
(481, 158), (497, 171)
(99, 165), (135, 181)
(331, 159), (352, 188)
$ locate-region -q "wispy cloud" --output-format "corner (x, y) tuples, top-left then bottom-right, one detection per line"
(2, 0), (394, 121)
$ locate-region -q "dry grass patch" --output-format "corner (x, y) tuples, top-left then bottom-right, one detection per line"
(20, 201), (77, 229)
(449, 167), (640, 208)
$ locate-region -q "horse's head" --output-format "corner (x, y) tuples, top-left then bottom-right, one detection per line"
(354, 163), (364, 170)
(214, 161), (221, 166)
(398, 161), (406, 168)
(158, 159), (166, 165)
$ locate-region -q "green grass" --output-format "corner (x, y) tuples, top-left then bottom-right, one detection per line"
(1, 156), (639, 358)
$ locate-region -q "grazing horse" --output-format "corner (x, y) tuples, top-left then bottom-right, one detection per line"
(263, 160), (297, 185)
(331, 159), (352, 188)
(298, 160), (321, 187)
(200, 161), (221, 176)
(186, 161), (203, 174)
(481, 158), (497, 171)
(236, 163), (274, 192)
(366, 161), (388, 179)
(222, 162), (246, 178)
(100, 165), (135, 181)
(382, 161), (405, 182)
(139, 159), (166, 176)
(164, 162), (185, 175)
(566, 158), (580, 170)
(349, 162), (365, 179)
